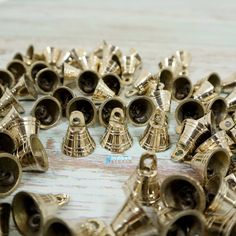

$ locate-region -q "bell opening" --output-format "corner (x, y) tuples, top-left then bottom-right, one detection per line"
(45, 222), (71, 236)
(0, 132), (15, 154)
(173, 77), (191, 100)
(103, 74), (121, 95)
(159, 69), (173, 91)
(37, 70), (58, 93)
(208, 73), (221, 91)
(30, 61), (48, 80)
(0, 70), (14, 88)
(7, 61), (26, 81)
(210, 98), (227, 124)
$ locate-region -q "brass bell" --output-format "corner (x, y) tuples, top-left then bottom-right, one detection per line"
(0, 88), (25, 116)
(175, 98), (205, 125)
(43, 46), (62, 66)
(225, 87), (236, 112)
(172, 75), (193, 101)
(197, 110), (216, 133)
(29, 61), (48, 81)
(99, 58), (121, 76)
(35, 68), (60, 94)
(0, 203), (11, 236)
(0, 152), (22, 198)
(11, 73), (38, 100)
(66, 97), (97, 126)
(52, 86), (74, 117)
(98, 97), (125, 127)
(101, 107), (132, 153)
(6, 59), (27, 83)
(190, 148), (230, 183)
(31, 95), (61, 129)
(160, 174), (206, 211)
(111, 197), (158, 236)
(70, 48), (90, 71)
(174, 50), (192, 69)
(62, 111), (96, 157)
(127, 96), (155, 126)
(0, 130), (16, 154)
(56, 51), (75, 69)
(158, 56), (178, 73)
(0, 69), (15, 88)
(12, 191), (70, 236)
(222, 72), (236, 94)
(16, 134), (48, 172)
(140, 108), (169, 152)
(124, 153), (160, 206)
(62, 63), (81, 86)
(22, 117), (40, 138)
(102, 73), (121, 95)
(154, 89), (171, 112)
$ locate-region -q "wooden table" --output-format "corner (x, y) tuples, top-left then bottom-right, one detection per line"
(0, 0), (235, 235)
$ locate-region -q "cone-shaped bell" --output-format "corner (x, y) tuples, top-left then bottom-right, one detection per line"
(127, 96), (155, 126)
(35, 68), (60, 94)
(102, 73), (121, 95)
(66, 97), (97, 126)
(0, 153), (22, 198)
(70, 48), (89, 70)
(225, 87), (236, 112)
(99, 97), (125, 127)
(111, 197), (158, 236)
(31, 95), (61, 129)
(124, 153), (160, 206)
(11, 74), (38, 100)
(56, 51), (74, 69)
(0, 203), (11, 236)
(12, 191), (70, 236)
(160, 174), (206, 211)
(22, 117), (40, 138)
(0, 130), (16, 154)
(0, 88), (25, 116)
(52, 86), (74, 117)
(16, 134), (48, 172)
(154, 89), (171, 112)
(62, 63), (81, 86)
(29, 61), (48, 81)
(101, 107), (132, 153)
(222, 72), (236, 94)
(140, 108), (169, 152)
(6, 59), (27, 83)
(174, 50), (192, 68)
(43, 46), (62, 66)
(92, 79), (115, 105)
(0, 69), (15, 88)
(191, 148), (230, 183)
(197, 110), (216, 134)
(175, 98), (205, 125)
(99, 57), (121, 76)
(62, 111), (96, 157)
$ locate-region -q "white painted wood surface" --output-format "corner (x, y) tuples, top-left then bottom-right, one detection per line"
(0, 0), (236, 235)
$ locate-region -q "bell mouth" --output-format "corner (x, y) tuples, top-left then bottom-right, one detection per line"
(208, 73), (221, 93)
(159, 69), (173, 91)
(172, 76), (192, 101)
(44, 218), (72, 236)
(7, 60), (27, 82)
(0, 69), (15, 88)
(30, 61), (48, 81)
(0, 131), (16, 154)
(208, 97), (227, 124)
(102, 73), (121, 95)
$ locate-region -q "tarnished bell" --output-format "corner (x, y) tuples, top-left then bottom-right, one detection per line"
(16, 134), (48, 172)
(190, 148), (230, 183)
(31, 96), (61, 129)
(29, 61), (48, 81)
(140, 108), (169, 152)
(0, 88), (25, 116)
(124, 153), (160, 206)
(100, 108), (132, 153)
(11, 74), (38, 100)
(12, 191), (70, 236)
(62, 63), (81, 86)
(160, 174), (206, 211)
(6, 59), (27, 83)
(0, 69), (15, 88)
(154, 89), (171, 112)
(225, 87), (236, 112)
(111, 197), (158, 236)
(62, 111), (95, 157)
(0, 153), (22, 198)
(0, 203), (11, 236)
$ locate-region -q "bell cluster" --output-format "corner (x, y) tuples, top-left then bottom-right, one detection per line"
(0, 42), (236, 235)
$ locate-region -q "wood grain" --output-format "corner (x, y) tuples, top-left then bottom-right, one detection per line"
(0, 0), (236, 235)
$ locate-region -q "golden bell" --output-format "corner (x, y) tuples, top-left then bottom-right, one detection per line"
(52, 86), (74, 117)
(62, 111), (96, 157)
(43, 46), (62, 66)
(66, 97), (97, 126)
(92, 79), (115, 105)
(31, 95), (61, 129)
(0, 203), (11, 236)
(127, 96), (155, 126)
(174, 50), (192, 68)
(0, 69), (15, 88)
(101, 107), (132, 153)
(222, 72), (236, 94)
(6, 59), (27, 83)
(0, 130), (16, 154)
(225, 87), (236, 112)
(153, 89), (171, 112)
(102, 73), (121, 95)
(175, 98), (205, 125)
(35, 68), (60, 94)
(0, 88), (25, 116)
(99, 97), (125, 127)
(70, 48), (89, 70)
(171, 119), (210, 162)
(76, 70), (100, 95)
(11, 73), (38, 100)
(140, 108), (169, 152)
(157, 208), (205, 236)
(23, 117), (40, 138)
(16, 134), (48, 172)
(29, 61), (48, 81)
(160, 174), (206, 211)
(124, 153), (160, 206)
(111, 197), (158, 236)
(190, 148), (230, 183)
(12, 191), (70, 236)
(0, 152), (22, 198)
(56, 51), (74, 69)
(197, 110), (216, 133)
(102, 42), (122, 63)
(62, 62), (81, 86)
(158, 57), (178, 73)
(172, 75), (193, 101)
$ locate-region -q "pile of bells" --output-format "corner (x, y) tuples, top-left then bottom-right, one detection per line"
(0, 42), (236, 235)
